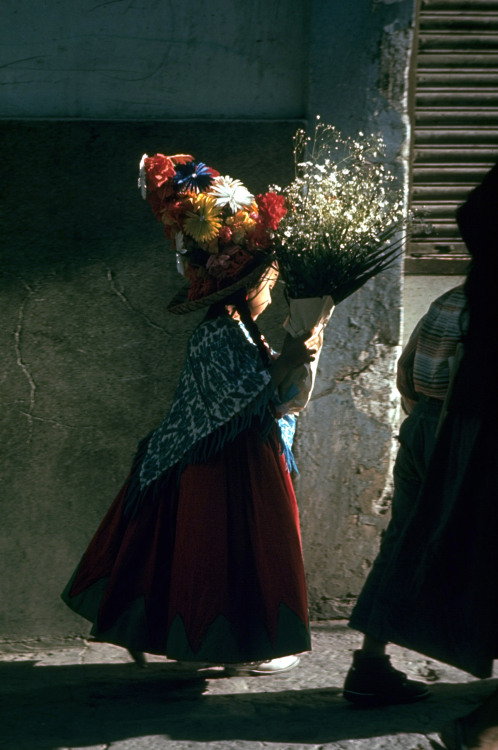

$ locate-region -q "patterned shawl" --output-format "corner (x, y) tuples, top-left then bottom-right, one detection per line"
(139, 315), (275, 489)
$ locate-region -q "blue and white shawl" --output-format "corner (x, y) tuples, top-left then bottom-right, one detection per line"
(138, 315), (295, 490)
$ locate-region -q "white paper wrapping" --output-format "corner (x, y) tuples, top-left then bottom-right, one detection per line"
(283, 295), (335, 338)
(279, 295), (335, 414)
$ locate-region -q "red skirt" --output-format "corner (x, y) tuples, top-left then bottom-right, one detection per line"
(62, 424), (310, 662)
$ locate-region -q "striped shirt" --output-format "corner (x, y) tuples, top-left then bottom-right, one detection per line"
(397, 286), (467, 407)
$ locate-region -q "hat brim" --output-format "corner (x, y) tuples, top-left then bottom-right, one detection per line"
(167, 261), (273, 315)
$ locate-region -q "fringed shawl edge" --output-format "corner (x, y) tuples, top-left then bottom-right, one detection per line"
(123, 378), (277, 519)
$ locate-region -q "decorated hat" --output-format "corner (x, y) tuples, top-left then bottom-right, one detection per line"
(138, 153), (287, 314)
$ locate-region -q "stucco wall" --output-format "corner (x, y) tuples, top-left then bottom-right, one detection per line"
(0, 0), (416, 639)
(294, 0), (415, 617)
(0, 0), (309, 119)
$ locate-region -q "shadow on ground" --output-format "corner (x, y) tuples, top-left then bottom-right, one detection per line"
(2, 660), (497, 750)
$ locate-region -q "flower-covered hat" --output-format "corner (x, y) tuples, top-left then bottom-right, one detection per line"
(138, 153), (287, 314)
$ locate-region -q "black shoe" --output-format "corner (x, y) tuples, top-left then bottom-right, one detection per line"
(343, 650), (430, 707)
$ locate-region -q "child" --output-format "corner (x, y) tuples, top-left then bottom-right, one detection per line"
(61, 154), (316, 674)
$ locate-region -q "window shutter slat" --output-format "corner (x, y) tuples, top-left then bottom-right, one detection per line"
(407, 0), (498, 274)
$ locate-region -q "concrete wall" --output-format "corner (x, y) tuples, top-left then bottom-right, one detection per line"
(0, 0), (309, 119)
(0, 0), (416, 640)
(294, 0), (416, 617)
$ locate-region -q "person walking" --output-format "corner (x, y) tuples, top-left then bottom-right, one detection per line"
(61, 153), (317, 674)
(342, 281), (465, 705)
(343, 160), (498, 742)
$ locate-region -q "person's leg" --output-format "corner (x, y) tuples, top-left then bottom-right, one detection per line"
(361, 634), (387, 657)
(350, 402), (438, 634)
(127, 649), (147, 668)
(344, 400), (440, 705)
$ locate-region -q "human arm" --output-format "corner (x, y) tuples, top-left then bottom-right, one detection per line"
(397, 319), (423, 414)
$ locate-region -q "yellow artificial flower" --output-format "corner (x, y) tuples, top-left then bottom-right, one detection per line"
(183, 194), (222, 243)
(226, 209), (256, 243)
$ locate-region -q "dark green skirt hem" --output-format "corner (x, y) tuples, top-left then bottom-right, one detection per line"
(62, 574), (310, 662)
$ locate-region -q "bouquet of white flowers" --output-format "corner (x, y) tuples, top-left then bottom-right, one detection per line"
(273, 118), (408, 307)
(271, 119), (411, 408)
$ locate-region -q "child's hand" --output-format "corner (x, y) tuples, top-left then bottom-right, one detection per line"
(269, 332), (317, 386)
(280, 331), (317, 368)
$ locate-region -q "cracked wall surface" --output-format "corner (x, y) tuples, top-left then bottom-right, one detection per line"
(0, 0), (415, 637)
(0, 0), (309, 119)
(292, 268), (403, 618)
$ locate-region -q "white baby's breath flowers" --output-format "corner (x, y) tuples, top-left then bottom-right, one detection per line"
(272, 119), (411, 300)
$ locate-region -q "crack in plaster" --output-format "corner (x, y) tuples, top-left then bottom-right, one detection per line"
(89, 0), (130, 12)
(18, 412), (101, 432)
(0, 55), (48, 70)
(310, 359), (376, 402)
(334, 359), (376, 383)
(13, 280), (36, 442)
(103, 266), (170, 335)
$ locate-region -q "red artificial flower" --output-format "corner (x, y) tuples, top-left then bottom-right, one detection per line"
(144, 154), (176, 190)
(256, 192), (287, 230)
(160, 198), (187, 228)
(147, 184), (175, 219)
(218, 225), (233, 244)
(205, 253), (231, 279)
(221, 246), (254, 280)
(247, 222), (271, 249)
(170, 153), (195, 165)
(185, 265), (217, 300)
(204, 245), (255, 283)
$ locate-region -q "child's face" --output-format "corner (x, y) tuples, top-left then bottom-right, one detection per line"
(247, 266), (279, 319)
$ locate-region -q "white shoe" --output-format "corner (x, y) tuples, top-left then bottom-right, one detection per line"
(225, 655), (300, 676)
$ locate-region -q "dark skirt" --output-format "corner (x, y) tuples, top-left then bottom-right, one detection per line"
(350, 399), (498, 678)
(62, 423), (310, 663)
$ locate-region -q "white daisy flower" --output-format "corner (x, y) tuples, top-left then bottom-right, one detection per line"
(210, 175), (254, 213)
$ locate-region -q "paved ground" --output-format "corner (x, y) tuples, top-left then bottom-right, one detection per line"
(1, 621), (497, 750)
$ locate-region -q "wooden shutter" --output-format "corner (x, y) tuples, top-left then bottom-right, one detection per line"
(406, 0), (498, 274)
